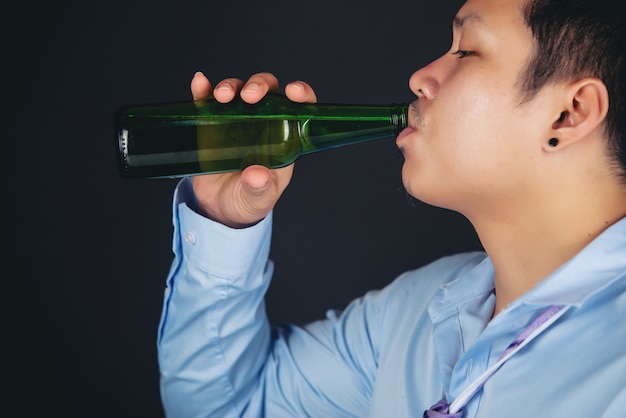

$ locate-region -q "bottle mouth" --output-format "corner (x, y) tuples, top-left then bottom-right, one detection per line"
(391, 104), (409, 136)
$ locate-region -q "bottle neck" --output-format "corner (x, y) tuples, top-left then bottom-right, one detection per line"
(298, 102), (409, 154)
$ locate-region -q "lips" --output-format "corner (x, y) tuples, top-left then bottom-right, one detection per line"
(396, 126), (416, 147)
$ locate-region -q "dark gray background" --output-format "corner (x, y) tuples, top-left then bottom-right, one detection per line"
(6, 0), (479, 416)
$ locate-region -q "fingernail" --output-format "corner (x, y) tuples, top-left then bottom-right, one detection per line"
(193, 71), (204, 79)
(215, 83), (231, 92)
(244, 82), (260, 93)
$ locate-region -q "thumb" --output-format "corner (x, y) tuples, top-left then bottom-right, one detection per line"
(236, 164), (292, 222)
(237, 165), (277, 219)
(240, 165), (271, 196)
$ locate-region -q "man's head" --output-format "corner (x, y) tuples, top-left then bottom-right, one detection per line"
(398, 0), (625, 215)
(521, 0), (626, 181)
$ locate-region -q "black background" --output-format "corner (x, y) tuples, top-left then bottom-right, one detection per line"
(6, 0), (481, 416)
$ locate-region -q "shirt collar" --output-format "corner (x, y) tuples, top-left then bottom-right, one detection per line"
(520, 216), (626, 307)
(429, 216), (626, 320)
(428, 256), (495, 323)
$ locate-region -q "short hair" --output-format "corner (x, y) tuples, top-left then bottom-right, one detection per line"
(521, 0), (626, 180)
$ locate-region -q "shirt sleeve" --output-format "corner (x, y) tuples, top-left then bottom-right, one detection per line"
(156, 179), (384, 418)
(157, 178), (275, 417)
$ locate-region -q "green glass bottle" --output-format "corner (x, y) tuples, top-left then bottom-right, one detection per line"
(115, 93), (408, 179)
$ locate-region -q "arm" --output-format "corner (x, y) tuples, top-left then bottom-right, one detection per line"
(158, 179), (384, 417)
(157, 177), (275, 417)
(157, 179), (382, 417)
(157, 73), (383, 417)
(156, 72), (301, 416)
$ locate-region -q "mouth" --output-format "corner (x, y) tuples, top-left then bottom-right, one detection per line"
(396, 99), (421, 148)
(396, 126), (416, 148)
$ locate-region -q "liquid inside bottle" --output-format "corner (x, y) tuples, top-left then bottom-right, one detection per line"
(116, 94), (407, 179)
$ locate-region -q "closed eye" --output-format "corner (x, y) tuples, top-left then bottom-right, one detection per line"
(452, 50), (474, 59)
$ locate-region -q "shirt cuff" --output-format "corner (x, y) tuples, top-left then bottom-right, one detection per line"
(172, 178), (273, 279)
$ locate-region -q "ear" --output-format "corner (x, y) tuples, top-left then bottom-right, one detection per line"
(545, 78), (609, 152)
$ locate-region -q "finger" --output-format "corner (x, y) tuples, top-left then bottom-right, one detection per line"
(240, 164), (294, 210)
(285, 81), (318, 103)
(240, 72), (280, 104)
(213, 78), (245, 103)
(191, 72), (212, 100)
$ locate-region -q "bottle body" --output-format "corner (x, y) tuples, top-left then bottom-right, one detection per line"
(115, 94), (407, 179)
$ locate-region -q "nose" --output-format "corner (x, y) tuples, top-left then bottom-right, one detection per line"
(409, 57), (443, 100)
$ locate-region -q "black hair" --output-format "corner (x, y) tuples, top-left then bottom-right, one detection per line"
(521, 0), (626, 179)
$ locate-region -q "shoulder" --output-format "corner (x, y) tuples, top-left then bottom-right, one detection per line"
(386, 251), (488, 296)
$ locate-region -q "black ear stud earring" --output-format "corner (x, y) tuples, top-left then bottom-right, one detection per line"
(549, 138), (559, 147)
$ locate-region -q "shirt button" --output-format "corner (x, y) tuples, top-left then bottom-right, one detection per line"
(184, 231), (197, 245)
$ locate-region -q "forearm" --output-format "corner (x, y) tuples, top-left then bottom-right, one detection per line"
(157, 179), (274, 417)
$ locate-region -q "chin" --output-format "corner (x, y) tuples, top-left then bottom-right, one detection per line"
(401, 172), (430, 205)
(401, 165), (428, 200)
(401, 167), (455, 211)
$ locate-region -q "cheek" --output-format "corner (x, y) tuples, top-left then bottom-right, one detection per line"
(403, 88), (514, 200)
(429, 84), (498, 167)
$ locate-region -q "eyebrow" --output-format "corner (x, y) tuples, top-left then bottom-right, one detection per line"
(452, 12), (483, 30)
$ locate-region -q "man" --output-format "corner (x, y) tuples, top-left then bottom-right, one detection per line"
(157, 0), (626, 416)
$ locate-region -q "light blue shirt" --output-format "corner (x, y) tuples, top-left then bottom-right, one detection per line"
(158, 178), (626, 417)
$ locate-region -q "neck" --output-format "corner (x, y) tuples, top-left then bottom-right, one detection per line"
(467, 178), (626, 317)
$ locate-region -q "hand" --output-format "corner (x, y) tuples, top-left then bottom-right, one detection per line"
(189, 72), (317, 228)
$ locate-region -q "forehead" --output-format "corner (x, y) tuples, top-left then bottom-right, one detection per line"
(455, 0), (528, 31)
